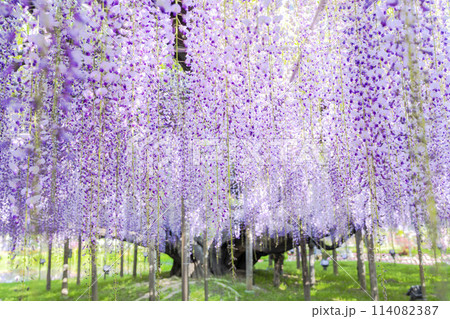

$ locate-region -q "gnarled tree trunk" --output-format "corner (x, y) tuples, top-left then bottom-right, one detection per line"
(165, 225), (355, 281)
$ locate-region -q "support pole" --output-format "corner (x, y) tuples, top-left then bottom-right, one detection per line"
(296, 246), (301, 270)
(300, 231), (311, 300)
(61, 238), (70, 296)
(332, 237), (338, 276)
(245, 225), (253, 291)
(149, 244), (157, 301)
(203, 230), (209, 301)
(46, 241), (52, 291)
(366, 232), (378, 301)
(90, 241), (98, 301)
(181, 197), (189, 301)
(120, 242), (124, 278)
(355, 229), (366, 290)
(415, 228), (426, 299)
(132, 243), (138, 278)
(76, 235), (82, 285)
(308, 241), (315, 285)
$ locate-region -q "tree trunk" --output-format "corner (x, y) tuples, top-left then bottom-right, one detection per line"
(296, 246), (301, 270)
(415, 229), (426, 299)
(148, 244), (157, 301)
(164, 226), (355, 279)
(181, 197), (189, 301)
(355, 229), (366, 291)
(46, 241), (52, 291)
(300, 235), (311, 300)
(132, 243), (138, 278)
(273, 253), (284, 288)
(268, 254), (273, 267)
(76, 235), (82, 285)
(61, 238), (70, 296)
(308, 241), (315, 285)
(366, 233), (378, 300)
(90, 241), (98, 301)
(120, 243), (124, 278)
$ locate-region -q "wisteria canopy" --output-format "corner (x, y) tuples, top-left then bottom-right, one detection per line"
(0, 0), (448, 262)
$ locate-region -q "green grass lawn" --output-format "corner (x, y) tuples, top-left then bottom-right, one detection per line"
(1, 254), (448, 301)
(0, 240), (166, 281)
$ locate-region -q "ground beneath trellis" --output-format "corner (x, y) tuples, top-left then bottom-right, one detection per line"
(0, 258), (448, 301)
